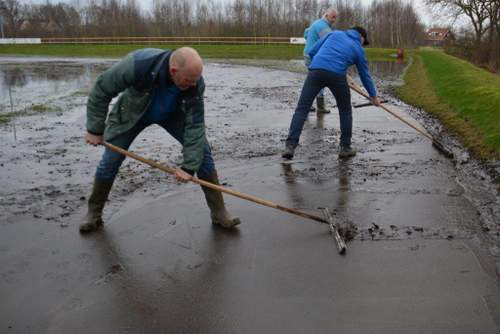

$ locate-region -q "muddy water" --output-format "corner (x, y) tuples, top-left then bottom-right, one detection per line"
(0, 58), (113, 115)
(1, 57), (499, 333)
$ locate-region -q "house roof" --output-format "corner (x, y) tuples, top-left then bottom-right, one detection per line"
(425, 28), (451, 41)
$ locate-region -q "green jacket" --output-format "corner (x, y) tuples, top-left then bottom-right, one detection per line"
(87, 48), (207, 173)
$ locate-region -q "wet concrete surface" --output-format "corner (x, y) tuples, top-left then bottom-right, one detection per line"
(1, 57), (499, 333)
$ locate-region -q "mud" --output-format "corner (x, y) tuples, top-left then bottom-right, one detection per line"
(1, 56), (498, 247)
(1, 56), (500, 333)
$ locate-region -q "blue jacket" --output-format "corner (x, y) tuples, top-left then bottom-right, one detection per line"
(308, 29), (377, 97)
(303, 18), (332, 56)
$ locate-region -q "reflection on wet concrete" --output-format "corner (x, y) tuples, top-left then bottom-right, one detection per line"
(218, 59), (407, 84)
(0, 59), (112, 115)
(334, 159), (351, 218)
(368, 59), (407, 82)
(281, 162), (307, 209)
(1, 66), (27, 87)
(0, 57), (499, 333)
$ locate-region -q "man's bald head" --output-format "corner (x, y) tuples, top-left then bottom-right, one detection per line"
(169, 47), (203, 90)
(323, 7), (337, 25)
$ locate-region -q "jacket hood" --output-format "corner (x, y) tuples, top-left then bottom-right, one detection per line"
(346, 29), (362, 44)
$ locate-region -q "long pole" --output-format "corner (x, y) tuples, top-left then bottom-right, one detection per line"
(103, 142), (328, 224)
(102, 141), (347, 253)
(347, 75), (453, 158)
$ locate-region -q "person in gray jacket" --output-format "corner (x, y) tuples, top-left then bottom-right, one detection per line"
(81, 47), (241, 233)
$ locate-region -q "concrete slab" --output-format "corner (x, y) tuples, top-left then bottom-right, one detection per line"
(1, 59), (499, 333)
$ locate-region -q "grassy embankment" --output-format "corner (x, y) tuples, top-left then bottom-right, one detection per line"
(0, 43), (395, 60)
(396, 48), (500, 160)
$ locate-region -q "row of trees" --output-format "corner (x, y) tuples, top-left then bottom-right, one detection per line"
(426, 0), (500, 70)
(0, 0), (425, 47)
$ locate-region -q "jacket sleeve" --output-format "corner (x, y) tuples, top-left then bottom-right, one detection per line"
(86, 54), (136, 135)
(181, 78), (206, 174)
(307, 32), (330, 60)
(355, 48), (377, 97)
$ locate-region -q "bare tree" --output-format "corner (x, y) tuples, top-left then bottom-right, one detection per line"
(0, 0), (22, 37)
(484, 0), (499, 70)
(426, 0), (489, 48)
(7, 0), (424, 47)
(426, 0), (500, 69)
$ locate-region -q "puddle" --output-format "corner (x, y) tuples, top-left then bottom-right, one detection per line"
(217, 58), (406, 78)
(0, 59), (112, 116)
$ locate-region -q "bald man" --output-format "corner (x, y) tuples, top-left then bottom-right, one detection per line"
(82, 47), (241, 233)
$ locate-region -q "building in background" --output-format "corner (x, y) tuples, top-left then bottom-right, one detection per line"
(425, 28), (454, 47)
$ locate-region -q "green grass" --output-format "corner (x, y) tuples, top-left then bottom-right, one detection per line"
(0, 43), (396, 61)
(0, 44), (303, 59)
(30, 104), (57, 112)
(365, 47), (400, 61)
(0, 109), (26, 124)
(396, 48), (500, 159)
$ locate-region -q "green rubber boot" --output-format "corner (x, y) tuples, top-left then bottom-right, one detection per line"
(79, 179), (114, 233)
(200, 171), (241, 228)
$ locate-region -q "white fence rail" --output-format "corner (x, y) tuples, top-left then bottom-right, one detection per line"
(0, 37), (305, 45)
(290, 37), (305, 44)
(0, 38), (42, 44)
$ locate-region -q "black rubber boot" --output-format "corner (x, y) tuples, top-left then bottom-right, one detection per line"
(316, 96), (330, 114)
(200, 171), (241, 228)
(281, 141), (296, 160)
(338, 145), (357, 159)
(79, 179), (114, 233)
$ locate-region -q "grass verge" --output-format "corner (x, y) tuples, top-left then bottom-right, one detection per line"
(0, 43), (396, 61)
(0, 44), (303, 59)
(396, 48), (500, 159)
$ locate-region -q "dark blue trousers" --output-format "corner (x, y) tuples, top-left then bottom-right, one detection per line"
(286, 69), (352, 147)
(95, 119), (215, 182)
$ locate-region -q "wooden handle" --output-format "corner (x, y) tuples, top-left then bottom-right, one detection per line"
(102, 141), (329, 225)
(346, 75), (434, 141)
(347, 76), (453, 157)
(346, 76), (454, 157)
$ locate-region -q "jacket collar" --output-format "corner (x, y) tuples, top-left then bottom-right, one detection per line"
(321, 17), (332, 28)
(156, 52), (173, 87)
